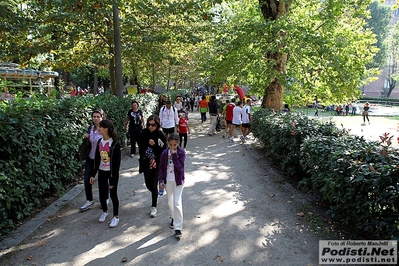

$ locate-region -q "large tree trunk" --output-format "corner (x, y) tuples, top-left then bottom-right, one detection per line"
(113, 4), (124, 98)
(259, 0), (292, 110)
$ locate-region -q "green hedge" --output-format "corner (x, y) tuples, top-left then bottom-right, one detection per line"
(0, 92), (158, 236)
(252, 108), (399, 239)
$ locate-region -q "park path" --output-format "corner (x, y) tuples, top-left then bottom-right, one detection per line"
(2, 110), (383, 266)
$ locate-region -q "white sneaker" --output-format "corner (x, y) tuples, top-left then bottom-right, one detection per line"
(150, 207), (157, 218)
(99, 212), (108, 223)
(228, 137), (234, 142)
(79, 200), (94, 212)
(99, 198), (110, 209)
(109, 217), (119, 228)
(130, 154), (135, 158)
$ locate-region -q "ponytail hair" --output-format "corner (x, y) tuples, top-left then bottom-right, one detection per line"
(99, 119), (119, 141)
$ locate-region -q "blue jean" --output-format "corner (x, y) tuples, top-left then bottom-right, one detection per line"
(84, 158), (95, 201)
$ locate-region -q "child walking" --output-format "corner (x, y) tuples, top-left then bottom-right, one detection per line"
(177, 111), (190, 151)
(90, 120), (121, 228)
(158, 133), (186, 238)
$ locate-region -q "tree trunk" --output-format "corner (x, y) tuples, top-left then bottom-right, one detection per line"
(108, 52), (116, 94)
(259, 0), (292, 110)
(113, 4), (124, 98)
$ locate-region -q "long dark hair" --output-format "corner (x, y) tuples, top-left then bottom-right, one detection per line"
(146, 115), (161, 131)
(99, 119), (119, 141)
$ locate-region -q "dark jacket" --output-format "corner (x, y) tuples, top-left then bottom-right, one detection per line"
(138, 128), (167, 172)
(92, 139), (121, 187)
(208, 100), (218, 116)
(158, 148), (186, 186)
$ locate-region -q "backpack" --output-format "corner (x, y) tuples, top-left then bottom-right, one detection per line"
(162, 106), (176, 113)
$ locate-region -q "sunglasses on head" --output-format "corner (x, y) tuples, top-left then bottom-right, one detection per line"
(148, 123), (157, 127)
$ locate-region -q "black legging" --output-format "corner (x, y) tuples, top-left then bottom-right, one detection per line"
(144, 168), (159, 207)
(129, 128), (141, 154)
(98, 170), (119, 216)
(179, 133), (188, 148)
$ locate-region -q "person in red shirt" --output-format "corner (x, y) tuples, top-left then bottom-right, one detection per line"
(177, 111), (190, 150)
(223, 99), (235, 138)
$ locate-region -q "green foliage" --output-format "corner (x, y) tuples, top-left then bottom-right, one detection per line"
(300, 133), (399, 239)
(252, 108), (399, 239)
(251, 108), (343, 177)
(0, 92), (158, 234)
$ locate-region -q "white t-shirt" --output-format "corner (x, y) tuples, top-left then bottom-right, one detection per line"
(99, 138), (113, 171)
(241, 105), (251, 124)
(232, 106), (242, 125)
(166, 149), (175, 182)
(159, 106), (179, 129)
(174, 101), (183, 111)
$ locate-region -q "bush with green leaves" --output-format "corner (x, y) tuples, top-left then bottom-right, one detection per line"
(252, 108), (399, 239)
(0, 92), (158, 235)
(251, 109), (343, 178)
(300, 133), (399, 239)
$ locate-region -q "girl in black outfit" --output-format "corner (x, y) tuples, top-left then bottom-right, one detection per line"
(91, 119), (121, 228)
(138, 115), (167, 218)
(362, 102), (370, 124)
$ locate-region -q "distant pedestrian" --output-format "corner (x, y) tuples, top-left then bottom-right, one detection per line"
(174, 96), (184, 112)
(229, 101), (243, 142)
(90, 119), (121, 228)
(241, 99), (252, 140)
(222, 99), (235, 138)
(345, 103), (350, 116)
(198, 96), (208, 123)
(177, 111), (190, 150)
(124, 100), (144, 158)
(158, 133), (186, 238)
(282, 104), (290, 113)
(314, 103), (319, 116)
(159, 100), (179, 140)
(139, 115), (167, 218)
(351, 101), (357, 116)
(362, 102), (370, 124)
(207, 95), (219, 136)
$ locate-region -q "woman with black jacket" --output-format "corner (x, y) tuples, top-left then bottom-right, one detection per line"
(138, 115), (167, 218)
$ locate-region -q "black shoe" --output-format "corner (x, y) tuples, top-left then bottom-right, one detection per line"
(170, 218), (174, 229)
(175, 230), (182, 238)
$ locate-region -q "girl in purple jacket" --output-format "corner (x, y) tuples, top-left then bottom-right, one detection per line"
(158, 133), (186, 238)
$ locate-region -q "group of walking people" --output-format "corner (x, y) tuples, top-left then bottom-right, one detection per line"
(79, 99), (187, 238)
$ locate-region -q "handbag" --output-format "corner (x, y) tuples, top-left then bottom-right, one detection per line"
(77, 138), (91, 162)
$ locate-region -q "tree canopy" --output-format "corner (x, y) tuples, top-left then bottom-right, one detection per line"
(1, 0), (394, 107)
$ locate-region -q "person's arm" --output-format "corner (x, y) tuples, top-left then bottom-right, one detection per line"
(109, 142), (121, 188)
(157, 150), (167, 184)
(124, 115), (130, 131)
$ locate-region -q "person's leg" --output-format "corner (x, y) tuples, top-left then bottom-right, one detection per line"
(229, 124), (235, 138)
(98, 170), (109, 212)
(131, 129), (140, 155)
(129, 129), (137, 154)
(208, 116), (216, 134)
(84, 158), (94, 201)
(179, 133), (183, 146)
(182, 133), (188, 148)
(172, 184), (184, 231)
(109, 178), (119, 217)
(165, 181), (175, 221)
(144, 169), (158, 208)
